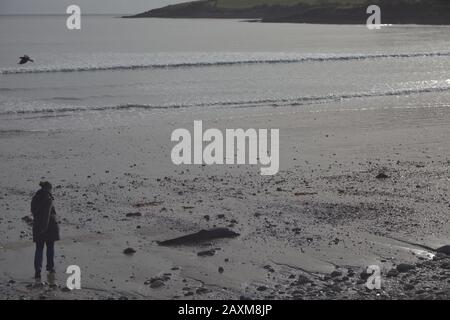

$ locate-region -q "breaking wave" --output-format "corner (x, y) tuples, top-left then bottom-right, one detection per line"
(1, 81), (449, 115)
(1, 51), (450, 75)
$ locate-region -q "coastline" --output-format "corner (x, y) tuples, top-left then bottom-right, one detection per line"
(123, 2), (450, 26)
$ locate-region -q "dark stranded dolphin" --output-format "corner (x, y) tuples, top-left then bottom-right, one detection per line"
(18, 55), (34, 65)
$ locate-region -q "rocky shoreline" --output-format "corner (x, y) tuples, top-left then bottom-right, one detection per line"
(2, 240), (450, 300)
(124, 1), (450, 25)
(1, 159), (450, 300)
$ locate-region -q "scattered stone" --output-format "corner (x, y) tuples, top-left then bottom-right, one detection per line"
(263, 265), (275, 273)
(375, 172), (390, 179)
(256, 286), (267, 292)
(360, 268), (373, 280)
(150, 280), (164, 289)
(294, 192), (318, 196)
(133, 201), (163, 208)
(197, 249), (216, 257)
(296, 275), (311, 285)
(196, 288), (208, 295)
(387, 269), (399, 277)
(330, 270), (342, 278)
(330, 238), (340, 245)
(404, 284), (415, 291)
(123, 247), (136, 255)
(218, 267), (224, 273)
(125, 212), (142, 217)
(396, 263), (415, 273)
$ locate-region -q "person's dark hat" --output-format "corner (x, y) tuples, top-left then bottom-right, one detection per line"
(39, 181), (52, 190)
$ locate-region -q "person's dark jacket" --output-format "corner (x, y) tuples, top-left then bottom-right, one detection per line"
(31, 189), (60, 242)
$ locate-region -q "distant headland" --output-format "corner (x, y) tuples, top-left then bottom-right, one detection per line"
(123, 0), (450, 25)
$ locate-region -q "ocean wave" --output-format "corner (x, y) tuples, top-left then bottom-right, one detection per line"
(1, 82), (449, 115)
(1, 51), (449, 75)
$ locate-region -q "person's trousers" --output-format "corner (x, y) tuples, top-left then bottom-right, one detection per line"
(34, 240), (55, 274)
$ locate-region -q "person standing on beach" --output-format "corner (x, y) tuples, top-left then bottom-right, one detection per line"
(31, 181), (60, 280)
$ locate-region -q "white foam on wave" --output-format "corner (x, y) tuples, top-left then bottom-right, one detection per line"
(1, 51), (450, 75)
(1, 79), (449, 116)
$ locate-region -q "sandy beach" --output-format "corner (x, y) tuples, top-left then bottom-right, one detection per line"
(1, 89), (449, 299)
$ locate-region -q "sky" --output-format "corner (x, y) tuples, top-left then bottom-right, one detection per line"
(0, 0), (184, 15)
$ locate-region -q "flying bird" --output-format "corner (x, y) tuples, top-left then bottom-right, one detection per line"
(18, 55), (34, 65)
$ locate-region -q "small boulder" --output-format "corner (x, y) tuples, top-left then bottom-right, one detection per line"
(376, 172), (390, 179)
(330, 270), (342, 278)
(123, 247), (136, 255)
(256, 286), (267, 292)
(196, 288), (208, 295)
(150, 280), (164, 289)
(125, 212), (142, 217)
(197, 249), (216, 257)
(387, 269), (399, 277)
(296, 275), (311, 285)
(263, 265), (275, 273)
(360, 269), (373, 280)
(396, 263), (415, 273)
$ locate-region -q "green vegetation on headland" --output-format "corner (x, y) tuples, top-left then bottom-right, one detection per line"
(124, 0), (450, 25)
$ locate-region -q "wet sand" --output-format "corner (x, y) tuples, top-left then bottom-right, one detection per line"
(0, 93), (449, 300)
